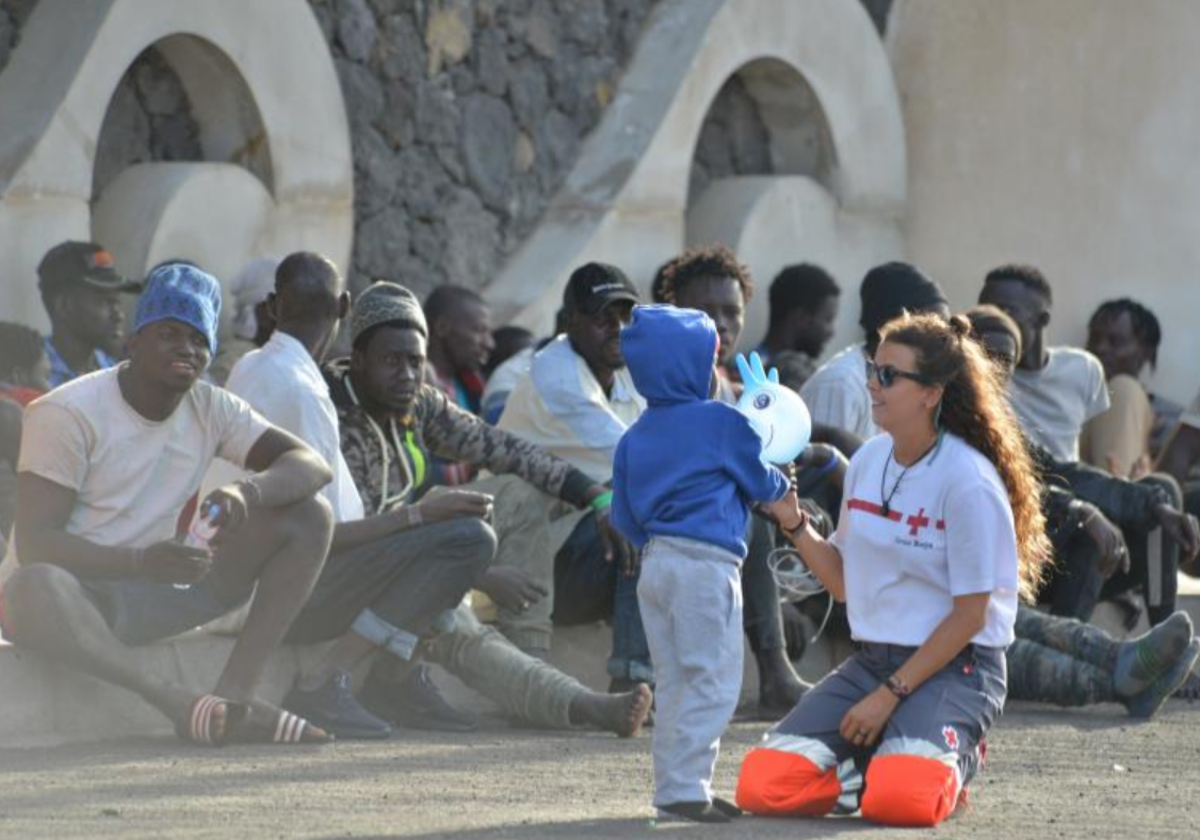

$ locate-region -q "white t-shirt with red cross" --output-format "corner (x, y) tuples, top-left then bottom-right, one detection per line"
(830, 432), (1019, 648)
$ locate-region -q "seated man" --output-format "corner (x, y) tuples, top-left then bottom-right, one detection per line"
(967, 305), (1200, 626)
(1158, 387), (1200, 571)
(0, 321), (52, 406)
(0, 264), (336, 745)
(229, 253), (650, 737)
(328, 282), (621, 658)
(0, 321), (51, 537)
(213, 254), (490, 737)
(499, 263), (650, 690)
(1082, 299), (1170, 476)
(423, 285), (496, 486)
(755, 262), (841, 391)
(800, 262), (951, 448)
(978, 264), (1109, 462)
(37, 241), (141, 387)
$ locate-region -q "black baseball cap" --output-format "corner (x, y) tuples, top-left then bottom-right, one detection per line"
(563, 262), (639, 315)
(37, 241), (141, 300)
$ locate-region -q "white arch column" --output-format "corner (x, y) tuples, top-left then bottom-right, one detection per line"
(0, 0), (352, 328)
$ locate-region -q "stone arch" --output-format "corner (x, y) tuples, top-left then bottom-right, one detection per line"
(0, 0), (352, 329)
(688, 57), (836, 204)
(93, 33), (275, 200)
(485, 0), (905, 336)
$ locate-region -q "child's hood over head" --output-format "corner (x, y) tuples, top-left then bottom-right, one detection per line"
(621, 305), (716, 406)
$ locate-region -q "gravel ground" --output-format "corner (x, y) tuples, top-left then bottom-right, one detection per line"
(0, 701), (1196, 840)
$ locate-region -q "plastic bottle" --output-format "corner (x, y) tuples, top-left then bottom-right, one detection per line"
(174, 501), (221, 591)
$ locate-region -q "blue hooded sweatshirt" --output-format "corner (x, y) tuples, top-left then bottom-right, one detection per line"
(611, 305), (789, 559)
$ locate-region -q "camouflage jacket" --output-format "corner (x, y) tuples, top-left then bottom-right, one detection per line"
(324, 359), (595, 515)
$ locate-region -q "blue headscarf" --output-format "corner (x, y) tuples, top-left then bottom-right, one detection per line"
(133, 263), (222, 353)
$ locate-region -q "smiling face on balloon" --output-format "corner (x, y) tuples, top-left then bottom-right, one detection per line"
(736, 352), (812, 464)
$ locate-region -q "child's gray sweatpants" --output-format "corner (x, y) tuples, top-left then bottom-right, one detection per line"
(637, 534), (743, 808)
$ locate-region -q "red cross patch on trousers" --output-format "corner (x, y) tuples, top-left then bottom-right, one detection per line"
(942, 726), (959, 751)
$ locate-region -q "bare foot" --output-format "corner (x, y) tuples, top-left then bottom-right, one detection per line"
(572, 683), (653, 737)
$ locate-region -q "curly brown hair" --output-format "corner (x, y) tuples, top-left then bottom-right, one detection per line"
(878, 311), (1051, 601)
(657, 244), (754, 305)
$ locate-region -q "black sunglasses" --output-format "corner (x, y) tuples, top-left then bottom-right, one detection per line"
(865, 359), (935, 388)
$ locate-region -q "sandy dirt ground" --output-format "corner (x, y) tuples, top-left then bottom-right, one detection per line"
(1, 700), (1197, 840)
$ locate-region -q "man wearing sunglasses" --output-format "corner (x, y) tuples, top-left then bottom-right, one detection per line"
(801, 262), (951, 443)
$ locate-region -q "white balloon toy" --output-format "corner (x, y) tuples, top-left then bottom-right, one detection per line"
(735, 352), (812, 464)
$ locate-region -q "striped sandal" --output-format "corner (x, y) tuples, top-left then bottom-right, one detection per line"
(177, 694), (245, 747)
(226, 702), (333, 745)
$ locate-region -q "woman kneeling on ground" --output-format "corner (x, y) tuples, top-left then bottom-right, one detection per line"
(738, 311), (1051, 827)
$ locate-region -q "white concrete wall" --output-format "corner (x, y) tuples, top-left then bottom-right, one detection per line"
(0, 0), (352, 332)
(889, 0), (1200, 404)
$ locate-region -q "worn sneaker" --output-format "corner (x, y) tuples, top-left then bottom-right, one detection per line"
(361, 663), (478, 732)
(1125, 638), (1200, 718)
(655, 801), (733, 824)
(1113, 611), (1194, 700)
(712, 797), (743, 818)
(283, 672), (392, 740)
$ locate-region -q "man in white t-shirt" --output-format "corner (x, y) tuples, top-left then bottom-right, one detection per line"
(801, 262), (951, 444)
(978, 264), (1110, 461)
(0, 264), (337, 745)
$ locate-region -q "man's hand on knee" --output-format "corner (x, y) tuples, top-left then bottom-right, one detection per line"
(418, 490), (494, 524)
(476, 567), (548, 613)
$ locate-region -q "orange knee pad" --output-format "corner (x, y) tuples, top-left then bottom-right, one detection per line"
(861, 754), (960, 827)
(736, 748), (841, 816)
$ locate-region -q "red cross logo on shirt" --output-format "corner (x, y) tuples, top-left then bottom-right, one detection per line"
(906, 507), (931, 536)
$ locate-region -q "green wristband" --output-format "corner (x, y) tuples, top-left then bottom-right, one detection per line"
(589, 490), (614, 510)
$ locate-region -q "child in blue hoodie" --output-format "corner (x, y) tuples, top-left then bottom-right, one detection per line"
(612, 305), (791, 824)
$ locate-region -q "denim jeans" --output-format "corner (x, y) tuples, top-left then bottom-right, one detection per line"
(553, 511), (653, 682)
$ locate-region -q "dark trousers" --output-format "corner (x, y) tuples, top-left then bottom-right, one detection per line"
(1040, 530), (1104, 620)
(286, 518), (495, 654)
(1101, 474), (1181, 626)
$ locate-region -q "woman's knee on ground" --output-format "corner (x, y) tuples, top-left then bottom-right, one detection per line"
(736, 746), (842, 817)
(860, 753), (961, 828)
